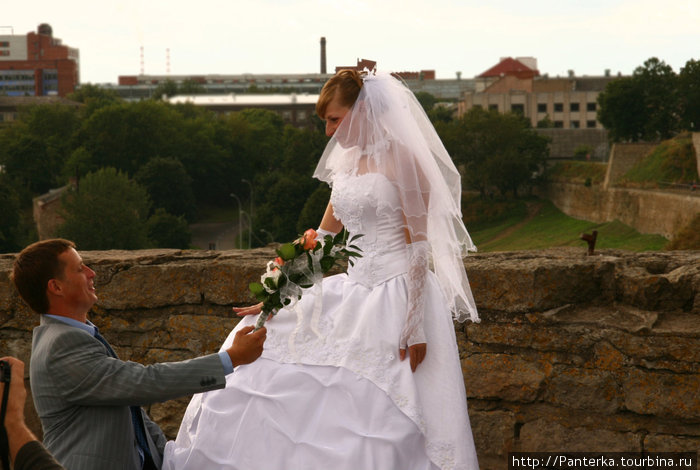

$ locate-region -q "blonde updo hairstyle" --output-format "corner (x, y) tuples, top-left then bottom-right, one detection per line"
(316, 69), (364, 119)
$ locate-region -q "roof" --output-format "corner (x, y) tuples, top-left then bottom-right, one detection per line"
(168, 94), (319, 106)
(478, 57), (539, 79)
(0, 96), (81, 108)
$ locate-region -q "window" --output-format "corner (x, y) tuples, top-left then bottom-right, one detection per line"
(587, 120), (597, 128)
(473, 104), (482, 110)
(570, 103), (580, 112)
(571, 121), (580, 128)
(554, 103), (563, 112)
(587, 102), (596, 112)
(297, 110), (307, 121)
(554, 121), (564, 128)
(511, 104), (524, 115)
(0, 41), (9, 47)
(0, 51), (9, 57)
(488, 104), (498, 111)
(537, 103), (547, 113)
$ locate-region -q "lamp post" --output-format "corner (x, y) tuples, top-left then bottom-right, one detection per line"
(241, 179), (253, 242)
(229, 193), (243, 249)
(259, 229), (274, 244)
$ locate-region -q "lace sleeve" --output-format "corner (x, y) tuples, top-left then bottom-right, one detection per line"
(400, 240), (429, 348)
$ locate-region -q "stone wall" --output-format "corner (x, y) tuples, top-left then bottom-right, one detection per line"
(1, 248), (699, 470)
(694, 132), (700, 179)
(543, 182), (700, 239)
(603, 143), (657, 189)
(536, 128), (610, 160)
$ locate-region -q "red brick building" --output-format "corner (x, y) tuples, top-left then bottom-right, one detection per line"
(0, 23), (79, 97)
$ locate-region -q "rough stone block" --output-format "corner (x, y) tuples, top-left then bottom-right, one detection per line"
(544, 366), (623, 414)
(469, 410), (516, 458)
(463, 353), (546, 402)
(623, 369), (700, 420)
(519, 419), (640, 452)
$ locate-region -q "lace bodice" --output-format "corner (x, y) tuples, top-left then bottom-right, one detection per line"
(331, 173), (410, 286)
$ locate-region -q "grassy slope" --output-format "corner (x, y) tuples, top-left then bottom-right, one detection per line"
(469, 199), (668, 252)
(620, 133), (699, 187)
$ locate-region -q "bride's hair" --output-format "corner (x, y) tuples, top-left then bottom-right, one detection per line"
(316, 69), (364, 119)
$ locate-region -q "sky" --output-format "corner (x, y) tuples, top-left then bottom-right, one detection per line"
(4, 0), (699, 84)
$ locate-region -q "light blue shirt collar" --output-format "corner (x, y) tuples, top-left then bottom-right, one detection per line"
(43, 314), (98, 335)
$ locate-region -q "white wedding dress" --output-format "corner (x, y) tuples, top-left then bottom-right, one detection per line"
(163, 173), (479, 470)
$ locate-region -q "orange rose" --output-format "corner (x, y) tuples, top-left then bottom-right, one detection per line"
(274, 257), (285, 267)
(301, 228), (318, 251)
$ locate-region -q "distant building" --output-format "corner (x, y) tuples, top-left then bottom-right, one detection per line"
(167, 93), (320, 128)
(115, 73), (331, 100)
(459, 57), (619, 130)
(0, 24), (80, 97)
(0, 95), (81, 125)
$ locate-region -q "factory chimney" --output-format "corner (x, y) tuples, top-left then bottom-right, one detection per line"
(320, 37), (327, 74)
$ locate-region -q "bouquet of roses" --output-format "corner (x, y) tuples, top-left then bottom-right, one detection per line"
(249, 228), (363, 330)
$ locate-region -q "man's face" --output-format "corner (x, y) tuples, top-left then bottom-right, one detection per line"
(54, 247), (97, 314)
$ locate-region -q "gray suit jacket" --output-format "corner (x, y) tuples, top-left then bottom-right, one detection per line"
(30, 315), (227, 470)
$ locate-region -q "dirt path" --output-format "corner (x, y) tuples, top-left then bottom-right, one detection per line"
(486, 201), (543, 244)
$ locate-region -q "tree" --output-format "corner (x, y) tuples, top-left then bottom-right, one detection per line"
(428, 105), (456, 125)
(446, 108), (549, 197)
(597, 57), (680, 141)
(67, 84), (122, 118)
(152, 80), (180, 100)
(678, 59), (700, 131)
(78, 100), (187, 175)
(58, 168), (151, 249)
(414, 91), (437, 113)
(0, 104), (81, 195)
(147, 208), (191, 249)
(297, 184), (331, 236)
(253, 172), (319, 244)
(597, 77), (647, 142)
(135, 157), (196, 221)
(633, 57), (679, 140)
(152, 79), (205, 100)
(0, 175), (23, 253)
(536, 114), (555, 128)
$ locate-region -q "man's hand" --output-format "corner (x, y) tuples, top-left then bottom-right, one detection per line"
(225, 326), (267, 367)
(399, 343), (427, 373)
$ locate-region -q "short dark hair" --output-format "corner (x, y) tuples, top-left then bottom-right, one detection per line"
(11, 239), (75, 314)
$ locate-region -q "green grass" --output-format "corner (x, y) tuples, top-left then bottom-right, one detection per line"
(469, 199), (668, 252)
(548, 161), (608, 184)
(620, 133), (699, 187)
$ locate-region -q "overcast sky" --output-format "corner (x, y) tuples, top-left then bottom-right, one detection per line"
(5, 0), (699, 84)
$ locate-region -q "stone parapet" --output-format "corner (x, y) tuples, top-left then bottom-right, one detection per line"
(1, 248), (698, 469)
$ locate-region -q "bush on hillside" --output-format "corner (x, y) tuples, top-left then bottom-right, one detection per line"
(666, 214), (700, 250)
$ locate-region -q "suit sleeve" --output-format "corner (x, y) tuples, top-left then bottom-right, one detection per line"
(14, 441), (66, 470)
(46, 327), (226, 406)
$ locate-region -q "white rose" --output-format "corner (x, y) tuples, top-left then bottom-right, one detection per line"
(261, 261), (282, 293)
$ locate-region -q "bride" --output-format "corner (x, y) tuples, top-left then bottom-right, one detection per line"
(163, 69), (480, 470)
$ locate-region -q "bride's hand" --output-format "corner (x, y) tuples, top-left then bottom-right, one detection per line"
(399, 343), (427, 373)
(233, 302), (264, 317)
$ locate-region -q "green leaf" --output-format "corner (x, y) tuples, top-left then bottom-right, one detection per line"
(249, 282), (265, 295)
(320, 257), (335, 271)
(276, 243), (297, 260)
